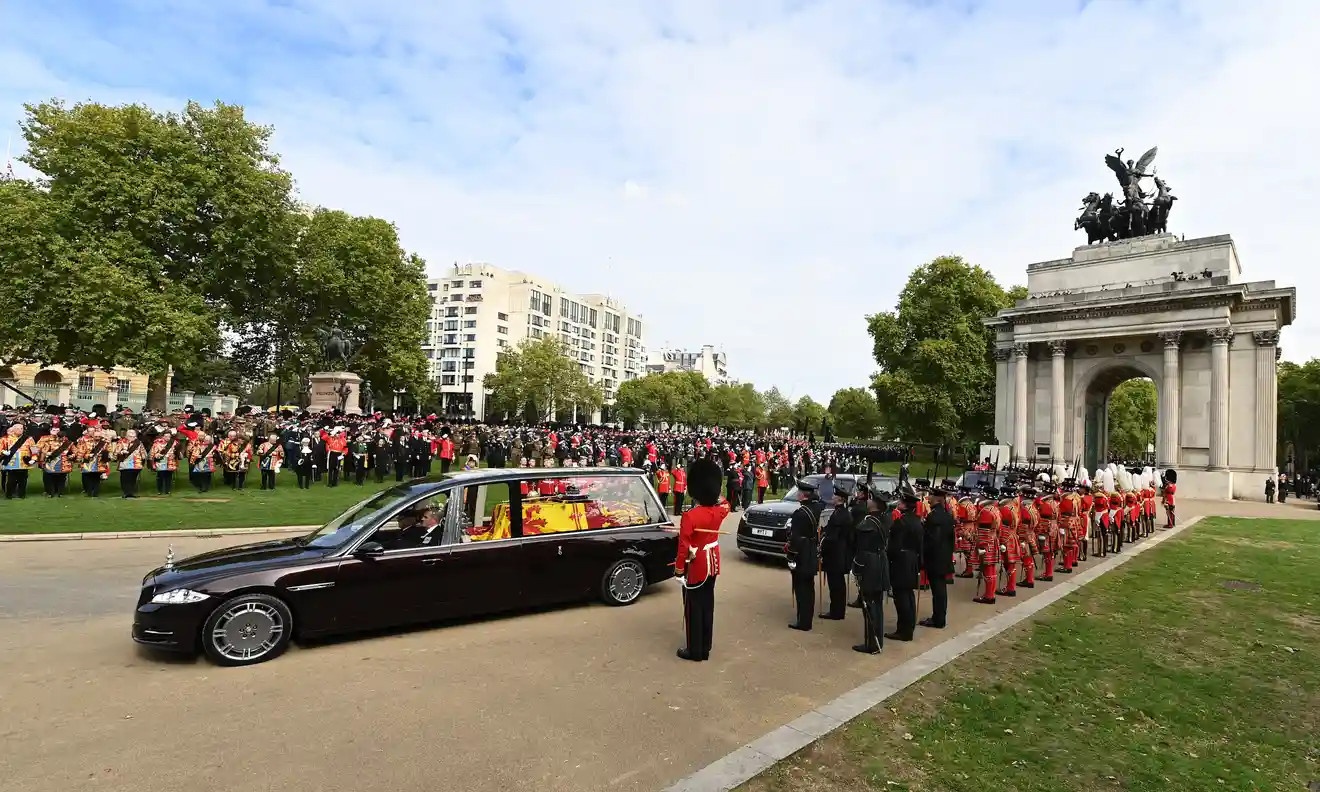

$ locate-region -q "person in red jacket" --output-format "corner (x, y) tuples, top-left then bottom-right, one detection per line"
(655, 464), (672, 511)
(319, 428), (348, 487)
(438, 433), (455, 475)
(671, 465), (687, 514)
(1162, 470), (1177, 529)
(974, 498), (1000, 604)
(997, 496), (1020, 597)
(755, 463), (769, 504)
(675, 457), (728, 662)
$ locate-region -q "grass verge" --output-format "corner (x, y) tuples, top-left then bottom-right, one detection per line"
(738, 517), (1320, 792)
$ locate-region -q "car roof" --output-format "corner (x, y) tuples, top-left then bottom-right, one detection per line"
(427, 466), (643, 487)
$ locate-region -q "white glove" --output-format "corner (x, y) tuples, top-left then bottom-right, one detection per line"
(675, 576), (687, 587)
(1000, 545), (1007, 553)
(977, 548), (986, 556)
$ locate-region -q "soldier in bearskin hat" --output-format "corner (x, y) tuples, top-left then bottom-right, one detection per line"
(674, 457), (727, 662)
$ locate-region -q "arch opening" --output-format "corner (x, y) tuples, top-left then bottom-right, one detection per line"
(33, 369), (63, 385)
(1083, 364), (1158, 474)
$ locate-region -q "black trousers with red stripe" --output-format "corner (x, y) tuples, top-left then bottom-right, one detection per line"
(681, 576), (717, 660)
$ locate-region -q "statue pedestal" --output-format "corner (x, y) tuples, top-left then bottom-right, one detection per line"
(308, 372), (363, 414)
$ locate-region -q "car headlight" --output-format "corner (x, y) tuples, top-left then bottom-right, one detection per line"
(151, 588), (210, 605)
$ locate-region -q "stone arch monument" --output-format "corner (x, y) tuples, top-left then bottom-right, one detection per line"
(986, 233), (1295, 500)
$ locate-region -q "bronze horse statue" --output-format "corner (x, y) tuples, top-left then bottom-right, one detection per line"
(1148, 176), (1177, 235)
(1076, 191), (1107, 245)
(316, 327), (354, 371)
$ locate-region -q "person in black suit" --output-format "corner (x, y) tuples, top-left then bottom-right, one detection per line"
(886, 490), (924, 641)
(851, 490), (891, 653)
(920, 485), (957, 629)
(786, 480), (824, 631)
(819, 488), (853, 620)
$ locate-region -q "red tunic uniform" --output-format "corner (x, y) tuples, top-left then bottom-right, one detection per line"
(974, 504), (1000, 602)
(675, 503), (728, 585)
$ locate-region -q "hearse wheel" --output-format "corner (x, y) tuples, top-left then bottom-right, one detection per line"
(201, 592), (293, 667)
(601, 558), (646, 606)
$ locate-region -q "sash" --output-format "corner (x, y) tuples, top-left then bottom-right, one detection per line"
(46, 439), (73, 469)
(1, 437), (27, 465)
(237, 440), (253, 468)
(259, 443), (281, 463)
(118, 438), (144, 461)
(84, 440), (109, 471)
(193, 442), (217, 470)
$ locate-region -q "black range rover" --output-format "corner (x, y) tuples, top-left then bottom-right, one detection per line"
(735, 474), (865, 560)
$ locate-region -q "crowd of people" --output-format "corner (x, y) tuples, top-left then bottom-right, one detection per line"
(0, 403), (910, 503)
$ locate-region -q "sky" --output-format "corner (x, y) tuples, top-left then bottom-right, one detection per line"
(3, 0), (1318, 402)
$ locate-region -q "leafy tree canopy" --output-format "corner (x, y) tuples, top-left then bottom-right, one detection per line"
(828, 387), (882, 439)
(484, 337), (603, 422)
(1107, 378), (1157, 461)
(867, 255), (1021, 444)
(1278, 359), (1320, 471)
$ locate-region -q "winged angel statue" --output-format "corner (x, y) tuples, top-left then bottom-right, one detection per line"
(1075, 146), (1176, 244)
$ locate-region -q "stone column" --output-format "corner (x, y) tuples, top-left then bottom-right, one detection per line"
(1013, 343), (1029, 462)
(182, 390), (196, 409)
(56, 383), (72, 407)
(104, 382), (120, 413)
(1048, 341), (1067, 462)
(212, 395), (225, 416)
(1157, 331), (1182, 468)
(1253, 331), (1280, 470)
(1208, 328), (1234, 470)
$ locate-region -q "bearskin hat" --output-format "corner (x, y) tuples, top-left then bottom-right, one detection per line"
(686, 457), (723, 507)
(1164, 469), (1178, 484)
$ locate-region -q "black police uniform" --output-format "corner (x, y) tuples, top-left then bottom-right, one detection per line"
(920, 492), (957, 629)
(819, 496), (852, 620)
(851, 507), (891, 653)
(886, 495), (923, 641)
(786, 482), (824, 631)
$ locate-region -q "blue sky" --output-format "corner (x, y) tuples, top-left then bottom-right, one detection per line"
(3, 0), (1318, 401)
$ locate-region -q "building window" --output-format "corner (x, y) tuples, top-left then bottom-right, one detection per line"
(464, 334), (476, 342)
(463, 375), (474, 384)
(464, 306), (477, 314)
(466, 294), (483, 302)
(531, 328), (543, 339)
(464, 320), (476, 329)
(442, 361), (457, 372)
(468, 280), (482, 288)
(529, 290), (542, 310)
(451, 280), (463, 288)
(116, 378), (131, 391)
(498, 312), (508, 321)
(444, 334), (457, 345)
(445, 307), (459, 317)
(77, 374), (95, 391)
(441, 375), (457, 386)
(463, 348), (475, 359)
(497, 325), (508, 335)
(450, 294), (464, 302)
(441, 348), (460, 359)
(560, 297), (570, 316)
(444, 320), (459, 331)
(541, 295), (552, 315)
(497, 339), (508, 348)
(589, 308), (598, 327)
(428, 283), (438, 291)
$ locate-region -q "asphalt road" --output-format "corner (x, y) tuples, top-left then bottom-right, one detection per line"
(0, 498), (1308, 792)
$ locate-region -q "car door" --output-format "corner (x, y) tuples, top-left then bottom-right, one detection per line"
(515, 474), (596, 603)
(330, 493), (453, 632)
(431, 479), (526, 618)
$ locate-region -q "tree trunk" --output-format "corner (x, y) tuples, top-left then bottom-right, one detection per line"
(146, 370), (169, 411)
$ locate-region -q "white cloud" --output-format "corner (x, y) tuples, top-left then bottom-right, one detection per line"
(2, 0), (1318, 401)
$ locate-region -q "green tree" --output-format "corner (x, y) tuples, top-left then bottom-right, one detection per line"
(1107, 378), (1157, 460)
(232, 208), (432, 399)
(761, 387), (795, 429)
(828, 387), (882, 439)
(703, 383), (765, 429)
(612, 371), (710, 427)
(1278, 360), (1320, 471)
(867, 255), (1020, 444)
(9, 100), (299, 408)
(484, 337), (603, 421)
(792, 396), (826, 435)
(170, 353), (246, 396)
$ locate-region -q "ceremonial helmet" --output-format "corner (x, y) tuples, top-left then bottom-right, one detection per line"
(686, 457), (723, 508)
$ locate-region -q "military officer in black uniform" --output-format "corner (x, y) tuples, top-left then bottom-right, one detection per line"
(851, 489), (891, 654)
(819, 488), (852, 620)
(886, 489), (924, 641)
(785, 479), (824, 631)
(847, 484), (870, 609)
(920, 484), (957, 629)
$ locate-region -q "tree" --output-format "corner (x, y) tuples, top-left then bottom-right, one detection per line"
(232, 208), (432, 399)
(1107, 379), (1157, 461)
(613, 370), (710, 427)
(484, 337), (603, 421)
(703, 383), (766, 429)
(7, 100), (300, 408)
(828, 387), (882, 439)
(867, 255), (1021, 444)
(761, 387), (795, 430)
(792, 396), (826, 435)
(170, 353), (246, 396)
(1278, 360), (1320, 471)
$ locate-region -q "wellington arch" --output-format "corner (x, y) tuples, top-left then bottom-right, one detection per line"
(985, 233), (1296, 500)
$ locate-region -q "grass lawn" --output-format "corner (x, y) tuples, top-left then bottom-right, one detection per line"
(1, 474), (396, 534)
(739, 517), (1320, 792)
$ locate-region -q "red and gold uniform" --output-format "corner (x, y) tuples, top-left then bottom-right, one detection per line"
(997, 498), (1021, 596)
(974, 502), (1000, 604)
(1017, 493), (1038, 587)
(1124, 490), (1140, 543)
(1, 427), (38, 499)
(1079, 488), (1094, 560)
(674, 458), (728, 662)
(1142, 485), (1157, 534)
(1108, 492), (1125, 551)
(955, 496), (977, 577)
(1059, 490), (1082, 569)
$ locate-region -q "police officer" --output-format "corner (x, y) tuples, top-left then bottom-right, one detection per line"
(886, 489), (924, 641)
(786, 479), (824, 631)
(851, 489), (891, 654)
(920, 484), (957, 629)
(819, 488), (852, 620)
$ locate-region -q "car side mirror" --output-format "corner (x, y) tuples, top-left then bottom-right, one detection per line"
(355, 541), (385, 556)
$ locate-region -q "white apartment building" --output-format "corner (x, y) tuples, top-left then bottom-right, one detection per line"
(645, 345), (732, 385)
(423, 263), (647, 421)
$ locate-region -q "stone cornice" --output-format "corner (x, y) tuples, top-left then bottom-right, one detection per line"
(988, 294), (1236, 327)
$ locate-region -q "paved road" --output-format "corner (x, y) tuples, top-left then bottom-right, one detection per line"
(0, 499), (1309, 792)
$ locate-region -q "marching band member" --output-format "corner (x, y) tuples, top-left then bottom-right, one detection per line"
(997, 493), (1021, 597)
(955, 492), (977, 578)
(36, 424), (73, 497)
(115, 429), (147, 498)
(257, 433), (284, 490)
(73, 426), (113, 497)
(674, 457), (727, 662)
(1, 424), (38, 499)
(150, 427), (181, 495)
(1016, 487), (1039, 588)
